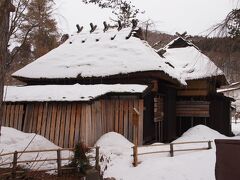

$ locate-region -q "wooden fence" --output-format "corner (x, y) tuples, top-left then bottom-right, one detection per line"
(0, 147), (100, 179)
(132, 141), (212, 167)
(2, 98), (144, 147)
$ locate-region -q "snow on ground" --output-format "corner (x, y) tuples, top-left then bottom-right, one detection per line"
(232, 117), (240, 135)
(232, 123), (240, 136)
(96, 125), (240, 180)
(0, 127), (73, 171)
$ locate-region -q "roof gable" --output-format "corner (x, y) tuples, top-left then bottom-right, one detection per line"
(160, 37), (226, 82)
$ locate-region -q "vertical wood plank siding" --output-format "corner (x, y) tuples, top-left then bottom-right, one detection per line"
(2, 98), (143, 147)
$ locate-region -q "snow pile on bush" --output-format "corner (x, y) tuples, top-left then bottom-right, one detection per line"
(0, 127), (72, 171)
(96, 125), (238, 180)
(95, 132), (133, 156)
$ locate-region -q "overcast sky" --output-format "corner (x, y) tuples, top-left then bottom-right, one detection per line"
(55, 0), (238, 35)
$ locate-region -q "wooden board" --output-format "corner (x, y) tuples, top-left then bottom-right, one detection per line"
(74, 103), (81, 145)
(17, 105), (24, 131)
(5, 104), (11, 127)
(85, 104), (92, 145)
(138, 99), (144, 145)
(119, 100), (124, 134)
(123, 100), (129, 138)
(2, 104), (6, 126)
(54, 103), (62, 145)
(64, 103), (72, 147)
(50, 103), (57, 143)
(69, 102), (77, 148)
(80, 104), (86, 144)
(32, 103), (39, 133)
(177, 89), (208, 96)
(176, 101), (210, 117)
(13, 104), (19, 129)
(23, 104), (34, 133)
(59, 103), (67, 147)
(9, 103), (15, 128)
(128, 100), (133, 141)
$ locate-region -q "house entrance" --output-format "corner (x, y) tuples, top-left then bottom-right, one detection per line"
(154, 95), (165, 142)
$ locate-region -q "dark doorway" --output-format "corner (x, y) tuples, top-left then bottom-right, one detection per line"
(153, 95), (165, 142)
(177, 117), (210, 136)
(143, 93), (155, 144)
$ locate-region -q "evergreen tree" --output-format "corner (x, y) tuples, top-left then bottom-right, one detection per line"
(19, 0), (59, 59)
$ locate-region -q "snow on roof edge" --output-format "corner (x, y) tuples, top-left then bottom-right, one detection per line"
(4, 84), (148, 102)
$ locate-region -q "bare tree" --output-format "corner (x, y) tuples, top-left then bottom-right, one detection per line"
(0, 0), (15, 134)
(82, 0), (143, 27)
(209, 8), (240, 38)
(207, 1), (240, 82)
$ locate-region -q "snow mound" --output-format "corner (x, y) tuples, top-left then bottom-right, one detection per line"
(0, 127), (72, 171)
(174, 125), (226, 143)
(0, 126), (59, 152)
(95, 132), (133, 149)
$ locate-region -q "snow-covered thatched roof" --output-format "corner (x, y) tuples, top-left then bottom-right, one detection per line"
(12, 28), (186, 85)
(4, 84), (148, 102)
(159, 37), (225, 82)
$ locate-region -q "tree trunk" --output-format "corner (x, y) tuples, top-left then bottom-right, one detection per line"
(0, 0), (11, 134)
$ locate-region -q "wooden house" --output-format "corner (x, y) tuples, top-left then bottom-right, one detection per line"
(159, 37), (232, 136)
(2, 27), (186, 147)
(1, 26), (232, 147)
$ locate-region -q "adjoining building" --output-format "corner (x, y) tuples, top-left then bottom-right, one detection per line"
(159, 37), (231, 136)
(218, 82), (240, 118)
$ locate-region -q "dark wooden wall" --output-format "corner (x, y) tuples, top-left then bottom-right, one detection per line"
(2, 98), (144, 147)
(143, 93), (155, 143)
(142, 81), (177, 144)
(210, 95), (232, 136)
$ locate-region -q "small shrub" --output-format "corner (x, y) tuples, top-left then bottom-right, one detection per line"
(70, 142), (92, 174)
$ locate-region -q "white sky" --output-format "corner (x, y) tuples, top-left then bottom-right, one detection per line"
(55, 0), (238, 35)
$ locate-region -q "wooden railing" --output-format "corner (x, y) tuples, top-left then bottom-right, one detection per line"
(0, 146), (100, 179)
(132, 141), (212, 167)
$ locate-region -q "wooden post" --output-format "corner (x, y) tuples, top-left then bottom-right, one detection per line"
(57, 149), (62, 176)
(132, 108), (139, 146)
(12, 151), (18, 179)
(170, 143), (174, 157)
(208, 141), (212, 149)
(95, 146), (100, 170)
(133, 145), (138, 167)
